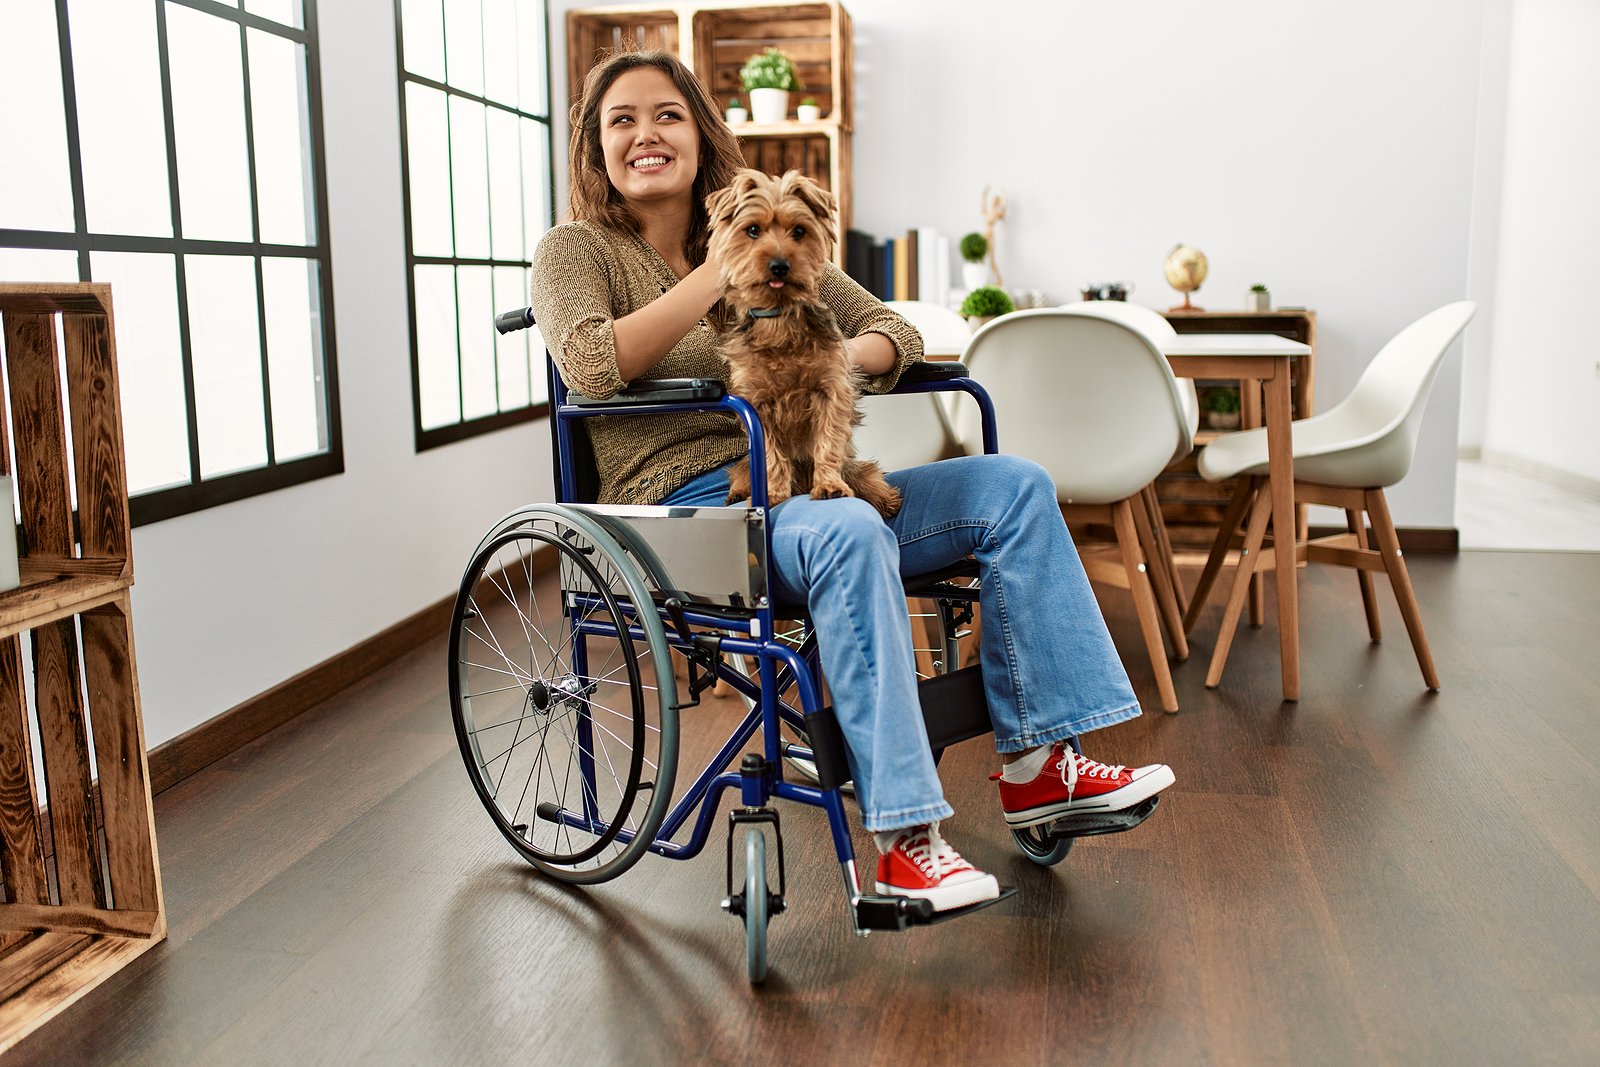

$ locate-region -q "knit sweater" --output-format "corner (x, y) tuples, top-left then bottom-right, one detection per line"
(530, 221), (924, 505)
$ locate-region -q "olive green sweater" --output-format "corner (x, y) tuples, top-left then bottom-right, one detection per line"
(530, 221), (923, 505)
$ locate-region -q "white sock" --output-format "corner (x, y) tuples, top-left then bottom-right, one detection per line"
(1000, 744), (1055, 783)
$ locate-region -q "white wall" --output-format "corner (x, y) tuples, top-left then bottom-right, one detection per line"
(129, 0), (552, 747)
(130, 0), (1506, 747)
(553, 0), (1488, 529)
(1476, 0), (1600, 485)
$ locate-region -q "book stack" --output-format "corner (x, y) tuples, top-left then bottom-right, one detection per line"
(844, 228), (950, 307)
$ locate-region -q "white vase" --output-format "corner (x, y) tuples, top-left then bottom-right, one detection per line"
(749, 88), (789, 125)
(961, 262), (987, 291)
(796, 104), (821, 123)
(1247, 290), (1271, 312)
(966, 315), (994, 334)
(725, 106), (748, 127)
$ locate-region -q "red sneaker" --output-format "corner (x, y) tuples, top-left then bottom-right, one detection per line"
(874, 823), (1000, 911)
(994, 745), (1174, 828)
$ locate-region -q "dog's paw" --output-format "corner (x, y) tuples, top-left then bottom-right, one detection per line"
(811, 477), (854, 500)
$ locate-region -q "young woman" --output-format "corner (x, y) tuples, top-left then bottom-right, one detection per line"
(531, 50), (1173, 912)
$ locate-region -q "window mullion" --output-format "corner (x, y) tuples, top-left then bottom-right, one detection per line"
(54, 0), (90, 278)
(237, 17), (277, 465)
(153, 0), (204, 490)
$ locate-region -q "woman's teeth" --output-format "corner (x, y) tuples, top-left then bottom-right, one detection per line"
(630, 156), (669, 169)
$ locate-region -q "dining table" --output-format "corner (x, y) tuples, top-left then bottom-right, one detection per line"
(923, 327), (1313, 702)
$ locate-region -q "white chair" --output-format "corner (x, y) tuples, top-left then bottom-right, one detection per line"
(1187, 301), (1477, 691)
(1058, 301), (1199, 618)
(954, 309), (1195, 712)
(853, 301), (970, 471)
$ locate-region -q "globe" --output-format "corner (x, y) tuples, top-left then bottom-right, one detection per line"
(1164, 243), (1208, 312)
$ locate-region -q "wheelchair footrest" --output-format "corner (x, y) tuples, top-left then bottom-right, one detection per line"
(854, 886), (1017, 931)
(1036, 795), (1160, 839)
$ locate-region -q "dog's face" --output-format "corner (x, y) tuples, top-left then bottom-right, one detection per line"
(706, 169), (836, 311)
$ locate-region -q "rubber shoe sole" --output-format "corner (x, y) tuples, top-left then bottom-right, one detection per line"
(1002, 764), (1175, 829)
(875, 871), (1000, 912)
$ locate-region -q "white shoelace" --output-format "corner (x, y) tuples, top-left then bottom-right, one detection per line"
(899, 822), (968, 880)
(1056, 751), (1126, 798)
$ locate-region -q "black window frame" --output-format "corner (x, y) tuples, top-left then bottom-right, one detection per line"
(0, 0), (343, 528)
(394, 0), (556, 453)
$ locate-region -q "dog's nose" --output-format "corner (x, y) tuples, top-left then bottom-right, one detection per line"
(768, 257), (790, 278)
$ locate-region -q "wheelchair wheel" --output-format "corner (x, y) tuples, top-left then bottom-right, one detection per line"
(744, 828), (769, 984)
(449, 505), (678, 885)
(1011, 825), (1074, 866)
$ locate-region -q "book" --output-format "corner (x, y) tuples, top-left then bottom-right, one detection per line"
(904, 229), (920, 301)
(893, 238), (910, 301)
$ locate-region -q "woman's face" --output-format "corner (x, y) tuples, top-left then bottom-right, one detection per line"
(598, 67), (701, 210)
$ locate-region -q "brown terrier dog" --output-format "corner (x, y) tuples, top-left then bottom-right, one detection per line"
(707, 169), (901, 520)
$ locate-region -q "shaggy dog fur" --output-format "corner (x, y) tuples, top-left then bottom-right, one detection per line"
(707, 168), (901, 520)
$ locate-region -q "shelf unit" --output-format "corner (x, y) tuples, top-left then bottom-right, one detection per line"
(566, 1), (855, 248)
(0, 284), (164, 1052)
(1159, 309), (1318, 548)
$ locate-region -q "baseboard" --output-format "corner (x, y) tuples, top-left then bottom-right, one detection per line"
(1307, 524), (1459, 554)
(1477, 449), (1600, 503)
(148, 547), (556, 795)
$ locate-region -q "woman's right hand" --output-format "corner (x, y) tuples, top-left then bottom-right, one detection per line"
(611, 253), (725, 383)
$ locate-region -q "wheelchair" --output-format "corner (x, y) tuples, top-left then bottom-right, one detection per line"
(446, 306), (1160, 983)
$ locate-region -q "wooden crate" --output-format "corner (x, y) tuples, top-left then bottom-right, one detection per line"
(567, 2), (855, 242)
(0, 283), (164, 1053)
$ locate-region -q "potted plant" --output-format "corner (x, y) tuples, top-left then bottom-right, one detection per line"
(740, 47), (798, 125)
(725, 96), (747, 126)
(959, 232), (989, 292)
(959, 285), (1014, 332)
(796, 96), (821, 123)
(1247, 282), (1271, 312)
(1204, 387), (1241, 430)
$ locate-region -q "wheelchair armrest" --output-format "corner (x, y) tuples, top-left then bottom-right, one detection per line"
(896, 360), (968, 385)
(566, 377), (727, 407)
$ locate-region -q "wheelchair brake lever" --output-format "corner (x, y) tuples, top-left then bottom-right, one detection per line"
(665, 597), (724, 707)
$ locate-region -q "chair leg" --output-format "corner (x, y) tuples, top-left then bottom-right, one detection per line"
(1205, 483), (1273, 689)
(1347, 508), (1382, 641)
(1184, 476), (1256, 634)
(1143, 484), (1188, 617)
(1112, 498), (1179, 713)
(1131, 485), (1188, 662)
(1365, 489), (1440, 690)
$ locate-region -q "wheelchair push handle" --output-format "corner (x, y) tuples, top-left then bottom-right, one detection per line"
(496, 307), (535, 334)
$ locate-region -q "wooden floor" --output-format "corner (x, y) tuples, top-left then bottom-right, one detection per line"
(8, 550), (1599, 1065)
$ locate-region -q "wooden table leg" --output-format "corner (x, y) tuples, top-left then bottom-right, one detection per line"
(1264, 360), (1299, 700)
(1240, 381), (1265, 627)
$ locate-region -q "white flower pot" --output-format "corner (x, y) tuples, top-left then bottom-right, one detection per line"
(967, 315), (995, 334)
(796, 104), (821, 123)
(749, 88), (789, 125)
(961, 262), (988, 291)
(725, 106), (748, 127)
(1246, 290), (1271, 312)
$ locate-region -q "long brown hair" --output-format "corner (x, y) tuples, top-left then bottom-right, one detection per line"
(567, 50), (744, 266)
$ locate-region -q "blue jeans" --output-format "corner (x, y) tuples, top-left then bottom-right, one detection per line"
(662, 454), (1141, 832)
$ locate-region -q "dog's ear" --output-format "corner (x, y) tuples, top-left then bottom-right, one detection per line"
(783, 171), (836, 219)
(706, 168), (767, 229)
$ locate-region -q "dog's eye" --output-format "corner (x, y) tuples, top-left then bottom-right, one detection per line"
(744, 224), (761, 239)
(791, 226), (807, 240)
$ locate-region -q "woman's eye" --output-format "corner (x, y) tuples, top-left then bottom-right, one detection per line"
(791, 226), (806, 240)
(658, 109), (681, 122)
(744, 224), (761, 238)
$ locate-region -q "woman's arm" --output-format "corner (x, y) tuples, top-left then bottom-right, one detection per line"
(610, 259), (720, 382)
(844, 331), (898, 375)
(819, 264), (923, 391)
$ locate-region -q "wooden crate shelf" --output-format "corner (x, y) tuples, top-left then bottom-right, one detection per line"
(0, 283), (164, 1054)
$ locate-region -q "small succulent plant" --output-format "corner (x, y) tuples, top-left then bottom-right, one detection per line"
(740, 48), (799, 92)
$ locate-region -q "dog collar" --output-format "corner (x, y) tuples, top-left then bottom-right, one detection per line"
(747, 308), (783, 319)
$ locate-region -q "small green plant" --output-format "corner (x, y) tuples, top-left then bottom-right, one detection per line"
(800, 95), (818, 107)
(1249, 283), (1269, 293)
(740, 48), (799, 92)
(960, 286), (1014, 319)
(1205, 388), (1241, 414)
(959, 232), (988, 264)
(728, 96), (742, 108)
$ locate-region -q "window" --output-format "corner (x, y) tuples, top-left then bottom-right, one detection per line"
(0, 0), (340, 526)
(397, 0), (553, 450)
